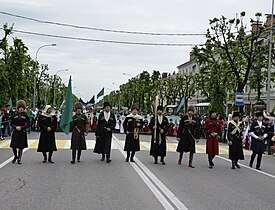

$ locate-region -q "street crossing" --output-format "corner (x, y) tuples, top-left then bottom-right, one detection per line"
(0, 139), (253, 155)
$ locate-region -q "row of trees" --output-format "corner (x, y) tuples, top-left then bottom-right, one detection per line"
(97, 70), (196, 113)
(97, 12), (275, 116)
(0, 24), (76, 109)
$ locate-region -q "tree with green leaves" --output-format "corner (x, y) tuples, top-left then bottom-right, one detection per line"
(193, 12), (269, 114)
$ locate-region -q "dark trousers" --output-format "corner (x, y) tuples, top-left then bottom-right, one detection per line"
(2, 124), (8, 137)
(250, 152), (263, 168)
(43, 151), (53, 160)
(102, 153), (110, 160)
(72, 150), (82, 161)
(12, 148), (23, 160)
(208, 154), (215, 165)
(179, 152), (193, 163)
(126, 151), (135, 161)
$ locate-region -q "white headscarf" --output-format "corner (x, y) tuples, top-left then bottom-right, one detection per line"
(41, 105), (54, 117)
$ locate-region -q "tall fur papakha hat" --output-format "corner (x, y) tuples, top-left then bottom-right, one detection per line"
(103, 101), (111, 109)
(232, 111), (241, 118)
(255, 111), (263, 118)
(16, 100), (26, 110)
(131, 103), (140, 111)
(157, 105), (164, 111)
(187, 105), (195, 112)
(74, 102), (83, 111)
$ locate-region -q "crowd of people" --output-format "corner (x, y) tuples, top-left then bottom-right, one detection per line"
(1, 99), (274, 170)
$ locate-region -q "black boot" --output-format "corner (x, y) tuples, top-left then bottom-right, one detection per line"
(42, 152), (47, 163)
(235, 160), (240, 168)
(48, 151), (54, 163)
(178, 152), (183, 165)
(208, 155), (214, 168)
(101, 154), (105, 161)
(106, 153), (111, 163)
(231, 161), (235, 169)
(154, 156), (158, 164)
(126, 151), (130, 162)
(130, 151), (135, 162)
(12, 156), (17, 163)
(77, 150), (81, 162)
(256, 153), (262, 170)
(160, 157), (166, 165)
(12, 148), (18, 163)
(250, 153), (256, 167)
(71, 150), (76, 164)
(188, 153), (195, 168)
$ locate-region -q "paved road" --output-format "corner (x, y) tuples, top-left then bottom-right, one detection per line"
(0, 132), (274, 210)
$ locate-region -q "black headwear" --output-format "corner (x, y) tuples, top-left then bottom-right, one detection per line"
(157, 105), (164, 111)
(103, 102), (111, 109)
(209, 110), (217, 116)
(255, 111), (263, 118)
(187, 106), (195, 112)
(232, 112), (241, 118)
(131, 103), (139, 111)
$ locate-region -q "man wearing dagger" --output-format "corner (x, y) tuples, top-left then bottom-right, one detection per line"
(70, 102), (88, 164)
(176, 106), (200, 168)
(149, 105), (169, 165)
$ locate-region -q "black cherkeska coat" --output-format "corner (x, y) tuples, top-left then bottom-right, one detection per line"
(176, 115), (200, 153)
(10, 112), (30, 149)
(37, 114), (57, 152)
(227, 120), (244, 161)
(250, 121), (268, 153)
(94, 112), (116, 154)
(148, 115), (169, 157)
(71, 113), (88, 150)
(123, 114), (143, 152)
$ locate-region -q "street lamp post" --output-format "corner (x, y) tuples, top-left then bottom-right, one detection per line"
(53, 69), (68, 106)
(33, 44), (57, 109)
(123, 73), (135, 103)
(267, 0), (274, 112)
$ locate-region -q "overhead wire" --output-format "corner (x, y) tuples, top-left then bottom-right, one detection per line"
(0, 11), (206, 36)
(10, 28), (203, 46)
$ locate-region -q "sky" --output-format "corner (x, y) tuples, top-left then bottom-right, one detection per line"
(0, 0), (271, 102)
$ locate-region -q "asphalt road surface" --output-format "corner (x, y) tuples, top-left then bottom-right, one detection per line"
(0, 132), (274, 210)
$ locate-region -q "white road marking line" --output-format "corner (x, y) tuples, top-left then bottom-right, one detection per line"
(113, 138), (175, 210)
(217, 155), (275, 179)
(0, 148), (30, 169)
(113, 136), (188, 210)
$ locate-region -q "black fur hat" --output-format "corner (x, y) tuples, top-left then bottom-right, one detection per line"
(187, 105), (195, 112)
(74, 102), (83, 111)
(131, 103), (139, 111)
(232, 112), (241, 118)
(209, 110), (217, 116)
(157, 105), (164, 111)
(255, 111), (263, 118)
(16, 100), (26, 110)
(103, 102), (111, 109)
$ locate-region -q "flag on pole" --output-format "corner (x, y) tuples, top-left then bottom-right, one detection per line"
(97, 87), (104, 99)
(176, 97), (185, 113)
(60, 76), (73, 135)
(8, 97), (12, 110)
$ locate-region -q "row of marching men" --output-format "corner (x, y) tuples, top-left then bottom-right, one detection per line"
(9, 100), (268, 170)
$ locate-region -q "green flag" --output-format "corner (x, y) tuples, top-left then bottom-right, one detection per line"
(97, 87), (104, 99)
(8, 97), (12, 110)
(60, 76), (73, 135)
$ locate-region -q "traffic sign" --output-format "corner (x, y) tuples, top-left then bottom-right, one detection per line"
(235, 92), (244, 106)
